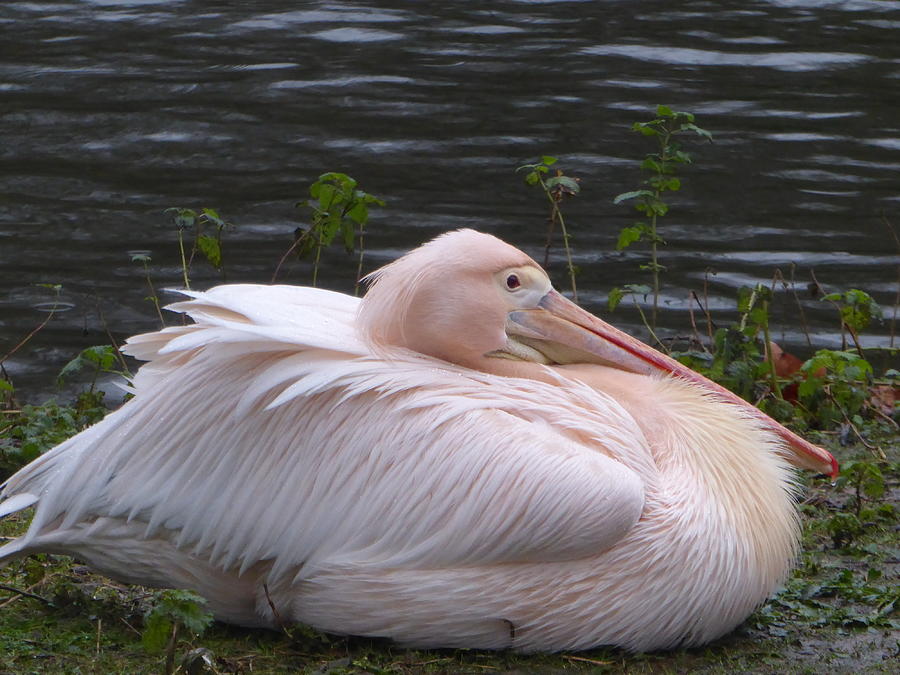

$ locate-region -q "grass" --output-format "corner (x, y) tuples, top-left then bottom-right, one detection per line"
(1, 421), (896, 674)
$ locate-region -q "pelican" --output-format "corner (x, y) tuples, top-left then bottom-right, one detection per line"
(0, 229), (836, 652)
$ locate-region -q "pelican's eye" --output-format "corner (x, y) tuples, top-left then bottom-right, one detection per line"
(506, 274), (521, 290)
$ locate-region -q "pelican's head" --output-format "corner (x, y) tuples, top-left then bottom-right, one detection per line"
(359, 229), (838, 478)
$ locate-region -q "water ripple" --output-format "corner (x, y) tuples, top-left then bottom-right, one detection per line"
(580, 45), (871, 71)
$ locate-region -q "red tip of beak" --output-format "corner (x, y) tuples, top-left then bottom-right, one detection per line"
(828, 454), (840, 479)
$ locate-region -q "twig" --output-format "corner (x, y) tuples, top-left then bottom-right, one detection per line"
(563, 655), (614, 666)
(263, 583), (290, 635)
(272, 229), (310, 283)
(0, 301), (59, 365)
(631, 296), (667, 353)
(786, 264), (812, 348)
(95, 298), (133, 375)
(0, 582), (53, 606)
(810, 270), (848, 350)
(542, 216), (556, 268)
(760, 299), (784, 401)
(139, 259), (166, 326)
(689, 291), (712, 354)
(702, 268), (715, 344)
(835, 400), (877, 450)
(391, 658), (452, 668)
(870, 404), (899, 430)
(177, 228), (191, 290)
(164, 622), (179, 675)
(354, 222), (366, 297)
(120, 617), (142, 636)
(537, 172), (577, 302)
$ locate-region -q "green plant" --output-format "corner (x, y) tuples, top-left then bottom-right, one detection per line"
(672, 285), (777, 401)
(1, 345), (125, 479)
(130, 253), (166, 326)
(57, 345), (130, 394)
(757, 566), (898, 633)
(797, 349), (873, 428)
(0, 396), (107, 479)
(142, 589), (214, 675)
(612, 105), (711, 331)
(164, 207), (233, 290)
(822, 289), (882, 356)
(283, 172), (384, 293)
(518, 155), (581, 300)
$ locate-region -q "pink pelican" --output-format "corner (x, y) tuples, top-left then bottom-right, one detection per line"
(0, 229), (836, 652)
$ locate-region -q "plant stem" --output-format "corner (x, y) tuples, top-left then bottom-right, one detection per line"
(177, 229), (190, 290)
(355, 223), (366, 296)
(649, 211), (659, 329)
(143, 261), (166, 326)
(312, 235), (322, 288)
(0, 289), (60, 365)
(632, 297), (666, 352)
(539, 176), (577, 302)
(0, 582), (53, 606)
(761, 299), (784, 400)
(164, 623), (179, 675)
(648, 124), (674, 330)
(542, 218), (555, 268)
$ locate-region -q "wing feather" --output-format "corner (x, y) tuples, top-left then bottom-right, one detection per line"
(2, 284), (647, 590)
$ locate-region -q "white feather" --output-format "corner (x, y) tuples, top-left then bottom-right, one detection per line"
(0, 279), (801, 652)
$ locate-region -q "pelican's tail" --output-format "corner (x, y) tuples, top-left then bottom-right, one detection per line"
(0, 284), (365, 569)
(0, 493), (40, 560)
(0, 423), (100, 563)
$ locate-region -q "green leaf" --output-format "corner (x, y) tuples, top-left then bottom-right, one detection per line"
(130, 253), (151, 263)
(326, 171), (355, 187)
(541, 155), (558, 166)
(56, 346), (119, 387)
(196, 235), (221, 269)
(141, 614), (172, 653)
(313, 183), (337, 209)
(545, 175), (580, 194)
(656, 104), (674, 118)
(613, 189), (653, 204)
(648, 176), (680, 192)
(341, 220), (355, 253)
(647, 198), (669, 216)
(347, 200), (368, 226)
(608, 286), (625, 311)
(82, 345), (116, 370)
(0, 379), (13, 393)
(624, 283), (652, 296)
(144, 589), (213, 643)
(199, 208), (225, 229)
(632, 122), (659, 137)
(165, 207), (197, 230)
(681, 122), (712, 140)
(616, 225), (646, 251)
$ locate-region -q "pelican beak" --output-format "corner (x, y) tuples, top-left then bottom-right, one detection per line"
(507, 289), (838, 478)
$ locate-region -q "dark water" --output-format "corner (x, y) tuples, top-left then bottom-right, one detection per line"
(1, 0), (898, 398)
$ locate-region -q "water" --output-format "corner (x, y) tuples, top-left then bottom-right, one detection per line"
(1, 0), (898, 398)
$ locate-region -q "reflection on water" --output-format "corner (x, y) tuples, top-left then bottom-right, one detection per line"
(1, 0), (898, 396)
